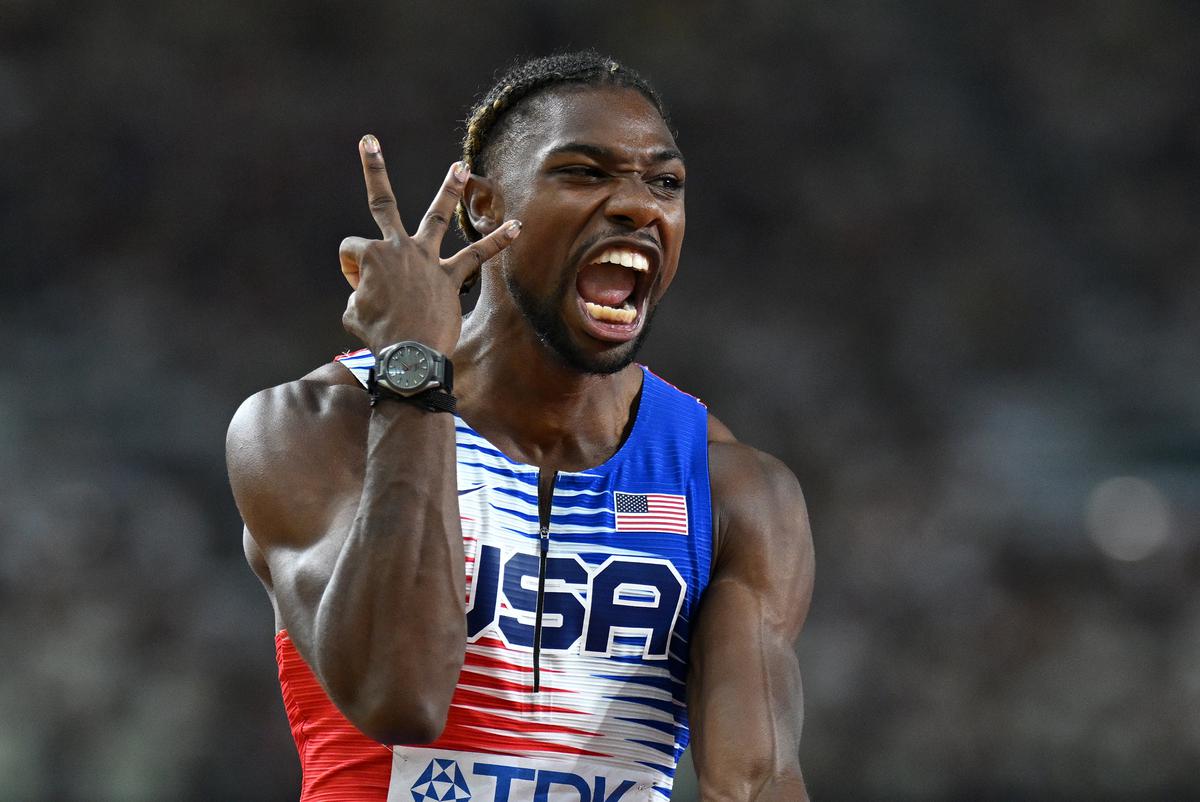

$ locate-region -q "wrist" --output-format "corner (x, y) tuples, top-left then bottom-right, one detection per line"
(369, 340), (456, 413)
(368, 373), (457, 413)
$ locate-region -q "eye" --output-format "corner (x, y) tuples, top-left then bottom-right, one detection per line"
(650, 173), (685, 192)
(558, 165), (606, 179)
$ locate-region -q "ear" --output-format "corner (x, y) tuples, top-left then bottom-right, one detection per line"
(463, 174), (503, 238)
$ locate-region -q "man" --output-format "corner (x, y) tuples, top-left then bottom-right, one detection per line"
(227, 52), (814, 801)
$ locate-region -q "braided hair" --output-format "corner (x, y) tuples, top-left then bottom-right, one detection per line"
(455, 51), (670, 242)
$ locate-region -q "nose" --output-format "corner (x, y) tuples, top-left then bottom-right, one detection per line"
(603, 176), (661, 232)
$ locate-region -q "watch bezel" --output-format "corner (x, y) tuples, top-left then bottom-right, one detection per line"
(374, 341), (449, 397)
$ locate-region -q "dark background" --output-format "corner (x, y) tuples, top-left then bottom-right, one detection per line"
(2, 1), (1197, 799)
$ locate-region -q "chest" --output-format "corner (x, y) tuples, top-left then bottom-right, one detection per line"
(454, 435), (709, 676)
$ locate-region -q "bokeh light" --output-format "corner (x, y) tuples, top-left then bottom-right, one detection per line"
(1086, 476), (1172, 562)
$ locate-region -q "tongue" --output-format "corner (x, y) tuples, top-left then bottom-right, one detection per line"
(576, 263), (636, 307)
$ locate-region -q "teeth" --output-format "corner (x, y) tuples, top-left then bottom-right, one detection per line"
(596, 248), (649, 272)
(585, 301), (637, 324)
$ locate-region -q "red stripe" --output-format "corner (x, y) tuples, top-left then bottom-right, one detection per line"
(618, 526), (687, 532)
(617, 515), (688, 526)
(617, 516), (688, 522)
(457, 669), (574, 695)
(618, 525), (689, 534)
(432, 729), (609, 758)
(443, 706), (597, 737)
(473, 637), (509, 649)
(464, 652), (533, 673)
(619, 514), (687, 521)
(447, 687), (583, 716)
(470, 640), (562, 673)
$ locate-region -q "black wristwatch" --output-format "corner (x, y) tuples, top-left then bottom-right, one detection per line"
(368, 341), (456, 413)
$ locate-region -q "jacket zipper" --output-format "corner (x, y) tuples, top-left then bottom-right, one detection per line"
(532, 470), (557, 693)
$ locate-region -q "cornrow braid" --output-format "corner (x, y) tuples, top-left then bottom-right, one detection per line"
(455, 51), (670, 242)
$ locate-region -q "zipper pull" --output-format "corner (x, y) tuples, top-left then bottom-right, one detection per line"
(539, 524), (549, 555)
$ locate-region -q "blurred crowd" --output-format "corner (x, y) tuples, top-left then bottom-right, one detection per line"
(1, 1), (1196, 799)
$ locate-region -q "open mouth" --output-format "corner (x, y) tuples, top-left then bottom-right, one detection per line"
(574, 244), (654, 340)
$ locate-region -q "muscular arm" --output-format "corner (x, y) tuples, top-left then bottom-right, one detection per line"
(226, 138), (519, 744)
(228, 367), (465, 744)
(688, 422), (815, 800)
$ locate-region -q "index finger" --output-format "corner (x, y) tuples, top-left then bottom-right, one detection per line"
(359, 135), (405, 239)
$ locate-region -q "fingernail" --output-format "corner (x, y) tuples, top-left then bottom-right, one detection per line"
(362, 135), (380, 154)
(506, 220), (522, 238)
(453, 161), (470, 182)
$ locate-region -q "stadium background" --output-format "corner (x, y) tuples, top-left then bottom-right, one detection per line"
(1, 1), (1197, 799)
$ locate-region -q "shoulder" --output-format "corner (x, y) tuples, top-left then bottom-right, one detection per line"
(230, 361), (363, 417)
(707, 412), (805, 520)
(706, 413), (814, 613)
(226, 361), (368, 546)
(227, 362), (364, 462)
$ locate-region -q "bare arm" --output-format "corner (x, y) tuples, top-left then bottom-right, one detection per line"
(226, 138), (519, 744)
(689, 428), (815, 800)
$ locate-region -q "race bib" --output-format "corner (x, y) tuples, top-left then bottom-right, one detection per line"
(387, 746), (663, 802)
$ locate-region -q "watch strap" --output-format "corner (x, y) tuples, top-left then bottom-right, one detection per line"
(368, 368), (458, 413)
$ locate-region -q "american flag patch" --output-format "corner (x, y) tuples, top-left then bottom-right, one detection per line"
(614, 492), (689, 536)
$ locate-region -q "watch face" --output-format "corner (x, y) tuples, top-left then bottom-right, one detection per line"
(384, 345), (432, 391)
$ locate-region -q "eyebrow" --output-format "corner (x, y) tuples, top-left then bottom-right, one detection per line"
(544, 141), (686, 166)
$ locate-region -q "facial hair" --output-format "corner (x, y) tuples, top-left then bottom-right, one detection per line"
(502, 263), (656, 375)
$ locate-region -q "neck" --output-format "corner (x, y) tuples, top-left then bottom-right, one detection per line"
(453, 287), (642, 472)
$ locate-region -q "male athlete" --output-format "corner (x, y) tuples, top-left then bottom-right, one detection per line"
(227, 53), (814, 801)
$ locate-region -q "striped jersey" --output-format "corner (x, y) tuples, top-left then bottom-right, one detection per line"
(274, 349), (713, 801)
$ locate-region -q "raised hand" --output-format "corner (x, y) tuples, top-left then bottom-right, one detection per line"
(339, 135), (520, 355)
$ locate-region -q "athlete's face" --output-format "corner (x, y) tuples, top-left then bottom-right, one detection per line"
(486, 86), (686, 374)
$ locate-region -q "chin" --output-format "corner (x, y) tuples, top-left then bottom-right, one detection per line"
(569, 341), (642, 375)
(541, 318), (651, 375)
(504, 261), (660, 375)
